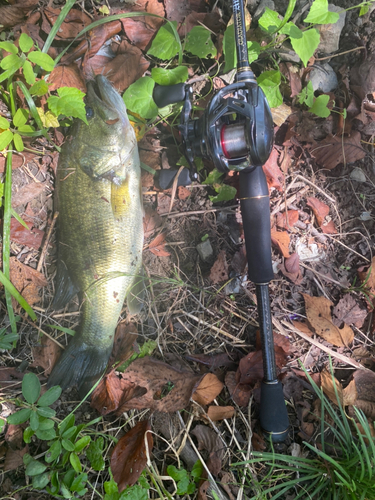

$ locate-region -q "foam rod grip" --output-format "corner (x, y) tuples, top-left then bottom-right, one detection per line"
(153, 83), (186, 108)
(259, 381), (289, 442)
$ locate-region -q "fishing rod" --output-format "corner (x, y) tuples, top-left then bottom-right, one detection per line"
(153, 0), (289, 442)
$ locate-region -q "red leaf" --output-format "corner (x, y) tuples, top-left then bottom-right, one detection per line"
(306, 197), (337, 234)
(271, 230), (290, 258)
(262, 148), (284, 192)
(111, 420), (153, 492)
(276, 210), (299, 230)
(149, 233), (170, 257)
(209, 250), (228, 284)
(9, 218), (44, 250)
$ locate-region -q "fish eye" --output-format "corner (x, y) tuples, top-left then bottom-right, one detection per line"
(85, 107), (94, 120)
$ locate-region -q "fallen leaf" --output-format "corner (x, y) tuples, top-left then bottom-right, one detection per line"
(262, 147), (284, 192)
(157, 193), (172, 215)
(209, 250), (228, 284)
(303, 294), (354, 347)
(0, 0), (38, 28)
(0, 367), (24, 386)
(191, 425), (224, 475)
(320, 369), (343, 405)
(192, 373), (224, 406)
(5, 424), (23, 450)
(271, 230), (290, 258)
(276, 210), (299, 230)
(332, 294), (368, 328)
(198, 481), (210, 500)
(143, 207), (162, 239)
(149, 233), (171, 257)
(292, 320), (314, 336)
(311, 131), (366, 170)
(43, 7), (92, 40)
(238, 346), (288, 385)
(353, 370), (375, 403)
(225, 371), (251, 407)
(9, 257), (47, 307)
(185, 352), (238, 369)
(279, 252), (303, 284)
(207, 405), (235, 421)
(48, 63), (86, 92)
(231, 246), (247, 275)
(112, 357), (201, 413)
(111, 420), (153, 493)
(9, 218), (44, 250)
(108, 322), (138, 369)
(11, 181), (46, 208)
(166, 0), (207, 23)
(251, 432), (266, 451)
(4, 446), (28, 472)
(31, 336), (62, 376)
(306, 197), (337, 234)
(343, 379), (358, 406)
(271, 103), (292, 126)
(0, 152), (37, 173)
(178, 186), (191, 200)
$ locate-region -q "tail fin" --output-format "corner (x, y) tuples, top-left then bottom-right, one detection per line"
(47, 336), (111, 397)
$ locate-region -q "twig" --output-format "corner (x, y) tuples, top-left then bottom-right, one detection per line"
(37, 211), (58, 272)
(315, 46), (366, 61)
(23, 316), (65, 350)
(177, 311), (245, 343)
(163, 204), (239, 218)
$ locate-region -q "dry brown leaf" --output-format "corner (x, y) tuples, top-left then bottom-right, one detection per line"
(8, 218), (44, 250)
(43, 7), (91, 40)
(191, 425), (224, 476)
(306, 197), (337, 234)
(343, 379), (358, 406)
(353, 370), (375, 403)
(276, 210), (299, 230)
(251, 432), (266, 451)
(206, 405), (235, 421)
(312, 131), (366, 170)
(148, 233), (170, 257)
(0, 367), (24, 386)
(279, 252), (303, 284)
(271, 103), (292, 126)
(225, 371), (251, 407)
(177, 186), (191, 200)
(271, 230), (290, 258)
(303, 294), (354, 347)
(108, 322), (138, 369)
(5, 424), (23, 450)
(231, 246), (247, 275)
(111, 420), (153, 493)
(4, 446), (28, 472)
(185, 352), (238, 369)
(111, 357), (201, 413)
(320, 369), (343, 405)
(11, 182), (46, 208)
(209, 250), (229, 284)
(192, 373), (224, 406)
(262, 147), (284, 192)
(31, 336), (62, 376)
(333, 294), (368, 328)
(292, 320), (314, 336)
(0, 0), (38, 28)
(48, 64), (86, 92)
(143, 207), (162, 239)
(9, 257), (47, 307)
(238, 346), (288, 385)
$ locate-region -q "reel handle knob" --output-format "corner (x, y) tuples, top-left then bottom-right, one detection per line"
(153, 83), (186, 108)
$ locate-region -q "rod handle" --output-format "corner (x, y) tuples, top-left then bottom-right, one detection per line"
(259, 381), (289, 442)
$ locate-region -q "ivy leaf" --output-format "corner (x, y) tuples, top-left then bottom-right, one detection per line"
(309, 94), (331, 117)
(0, 130), (14, 150)
(13, 108), (28, 127)
(37, 108), (60, 128)
(289, 27), (320, 67)
(209, 184), (237, 203)
(202, 168), (224, 185)
(147, 22), (179, 61)
(13, 133), (24, 152)
(298, 81), (314, 107)
(119, 485), (148, 500)
(257, 70), (283, 108)
(247, 41), (261, 64)
(29, 80), (49, 96)
(123, 77), (158, 119)
(87, 438), (105, 471)
(258, 7), (281, 33)
(22, 60), (36, 85)
(47, 87), (87, 124)
(184, 26), (217, 58)
(0, 116), (10, 129)
(19, 33), (34, 53)
(27, 51), (55, 72)
(304, 0), (340, 24)
(0, 41), (18, 54)
(151, 66), (188, 85)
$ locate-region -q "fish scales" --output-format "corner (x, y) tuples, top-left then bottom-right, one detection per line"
(48, 76), (143, 395)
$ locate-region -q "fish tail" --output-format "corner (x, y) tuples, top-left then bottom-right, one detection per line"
(47, 336), (112, 397)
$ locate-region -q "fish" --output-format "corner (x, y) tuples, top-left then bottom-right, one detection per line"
(47, 75), (144, 395)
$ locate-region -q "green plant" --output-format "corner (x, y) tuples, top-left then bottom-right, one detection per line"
(167, 461), (203, 495)
(232, 364), (375, 499)
(103, 469), (150, 500)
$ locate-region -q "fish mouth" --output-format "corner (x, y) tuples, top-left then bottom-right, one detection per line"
(86, 75), (127, 121)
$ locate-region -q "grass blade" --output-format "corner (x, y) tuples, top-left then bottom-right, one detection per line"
(42, 0), (76, 55)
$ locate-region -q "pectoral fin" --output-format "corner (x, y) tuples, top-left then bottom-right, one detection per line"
(52, 260), (79, 310)
(126, 267), (145, 314)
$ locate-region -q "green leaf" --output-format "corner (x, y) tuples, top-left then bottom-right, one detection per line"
(27, 51), (55, 71)
(0, 116), (10, 129)
(62, 439), (76, 452)
(278, 0), (297, 30)
(289, 26), (320, 67)
(123, 77), (158, 119)
(30, 410), (40, 431)
(176, 476), (190, 495)
(70, 452), (82, 473)
(38, 418), (55, 430)
(13, 108), (28, 127)
(32, 472), (50, 490)
(17, 124), (35, 134)
(46, 324), (75, 336)
(186, 482), (196, 495)
(257, 70), (283, 108)
(184, 26), (217, 58)
(309, 94), (331, 117)
(0, 332), (18, 349)
(74, 436), (91, 453)
(202, 168), (224, 185)
(119, 485), (148, 500)
(36, 427), (56, 440)
(70, 473), (88, 493)
(23, 426), (35, 443)
(22, 60), (36, 85)
(37, 406), (56, 418)
(13, 133), (24, 152)
(151, 66), (188, 85)
(298, 81), (314, 107)
(191, 460), (203, 481)
(7, 407), (32, 425)
(19, 33), (34, 53)
(0, 130), (13, 150)
(25, 459), (47, 476)
(46, 439), (62, 463)
(223, 24), (236, 73)
(304, 0), (340, 24)
(62, 425), (77, 440)
(22, 372), (41, 404)
(87, 437), (105, 471)
(47, 87), (87, 124)
(209, 184), (237, 203)
(247, 41), (261, 64)
(258, 7), (281, 33)
(167, 465), (188, 482)
(59, 414), (75, 435)
(38, 385), (62, 406)
(1, 54), (22, 70)
(29, 80), (49, 96)
(0, 41), (18, 54)
(147, 21), (180, 60)
(360, 4), (370, 16)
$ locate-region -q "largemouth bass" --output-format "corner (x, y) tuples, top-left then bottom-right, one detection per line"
(48, 75), (144, 394)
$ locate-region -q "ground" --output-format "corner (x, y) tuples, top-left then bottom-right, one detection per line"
(1, 0), (375, 499)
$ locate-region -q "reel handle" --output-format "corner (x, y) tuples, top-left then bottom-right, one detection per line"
(153, 83), (186, 108)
